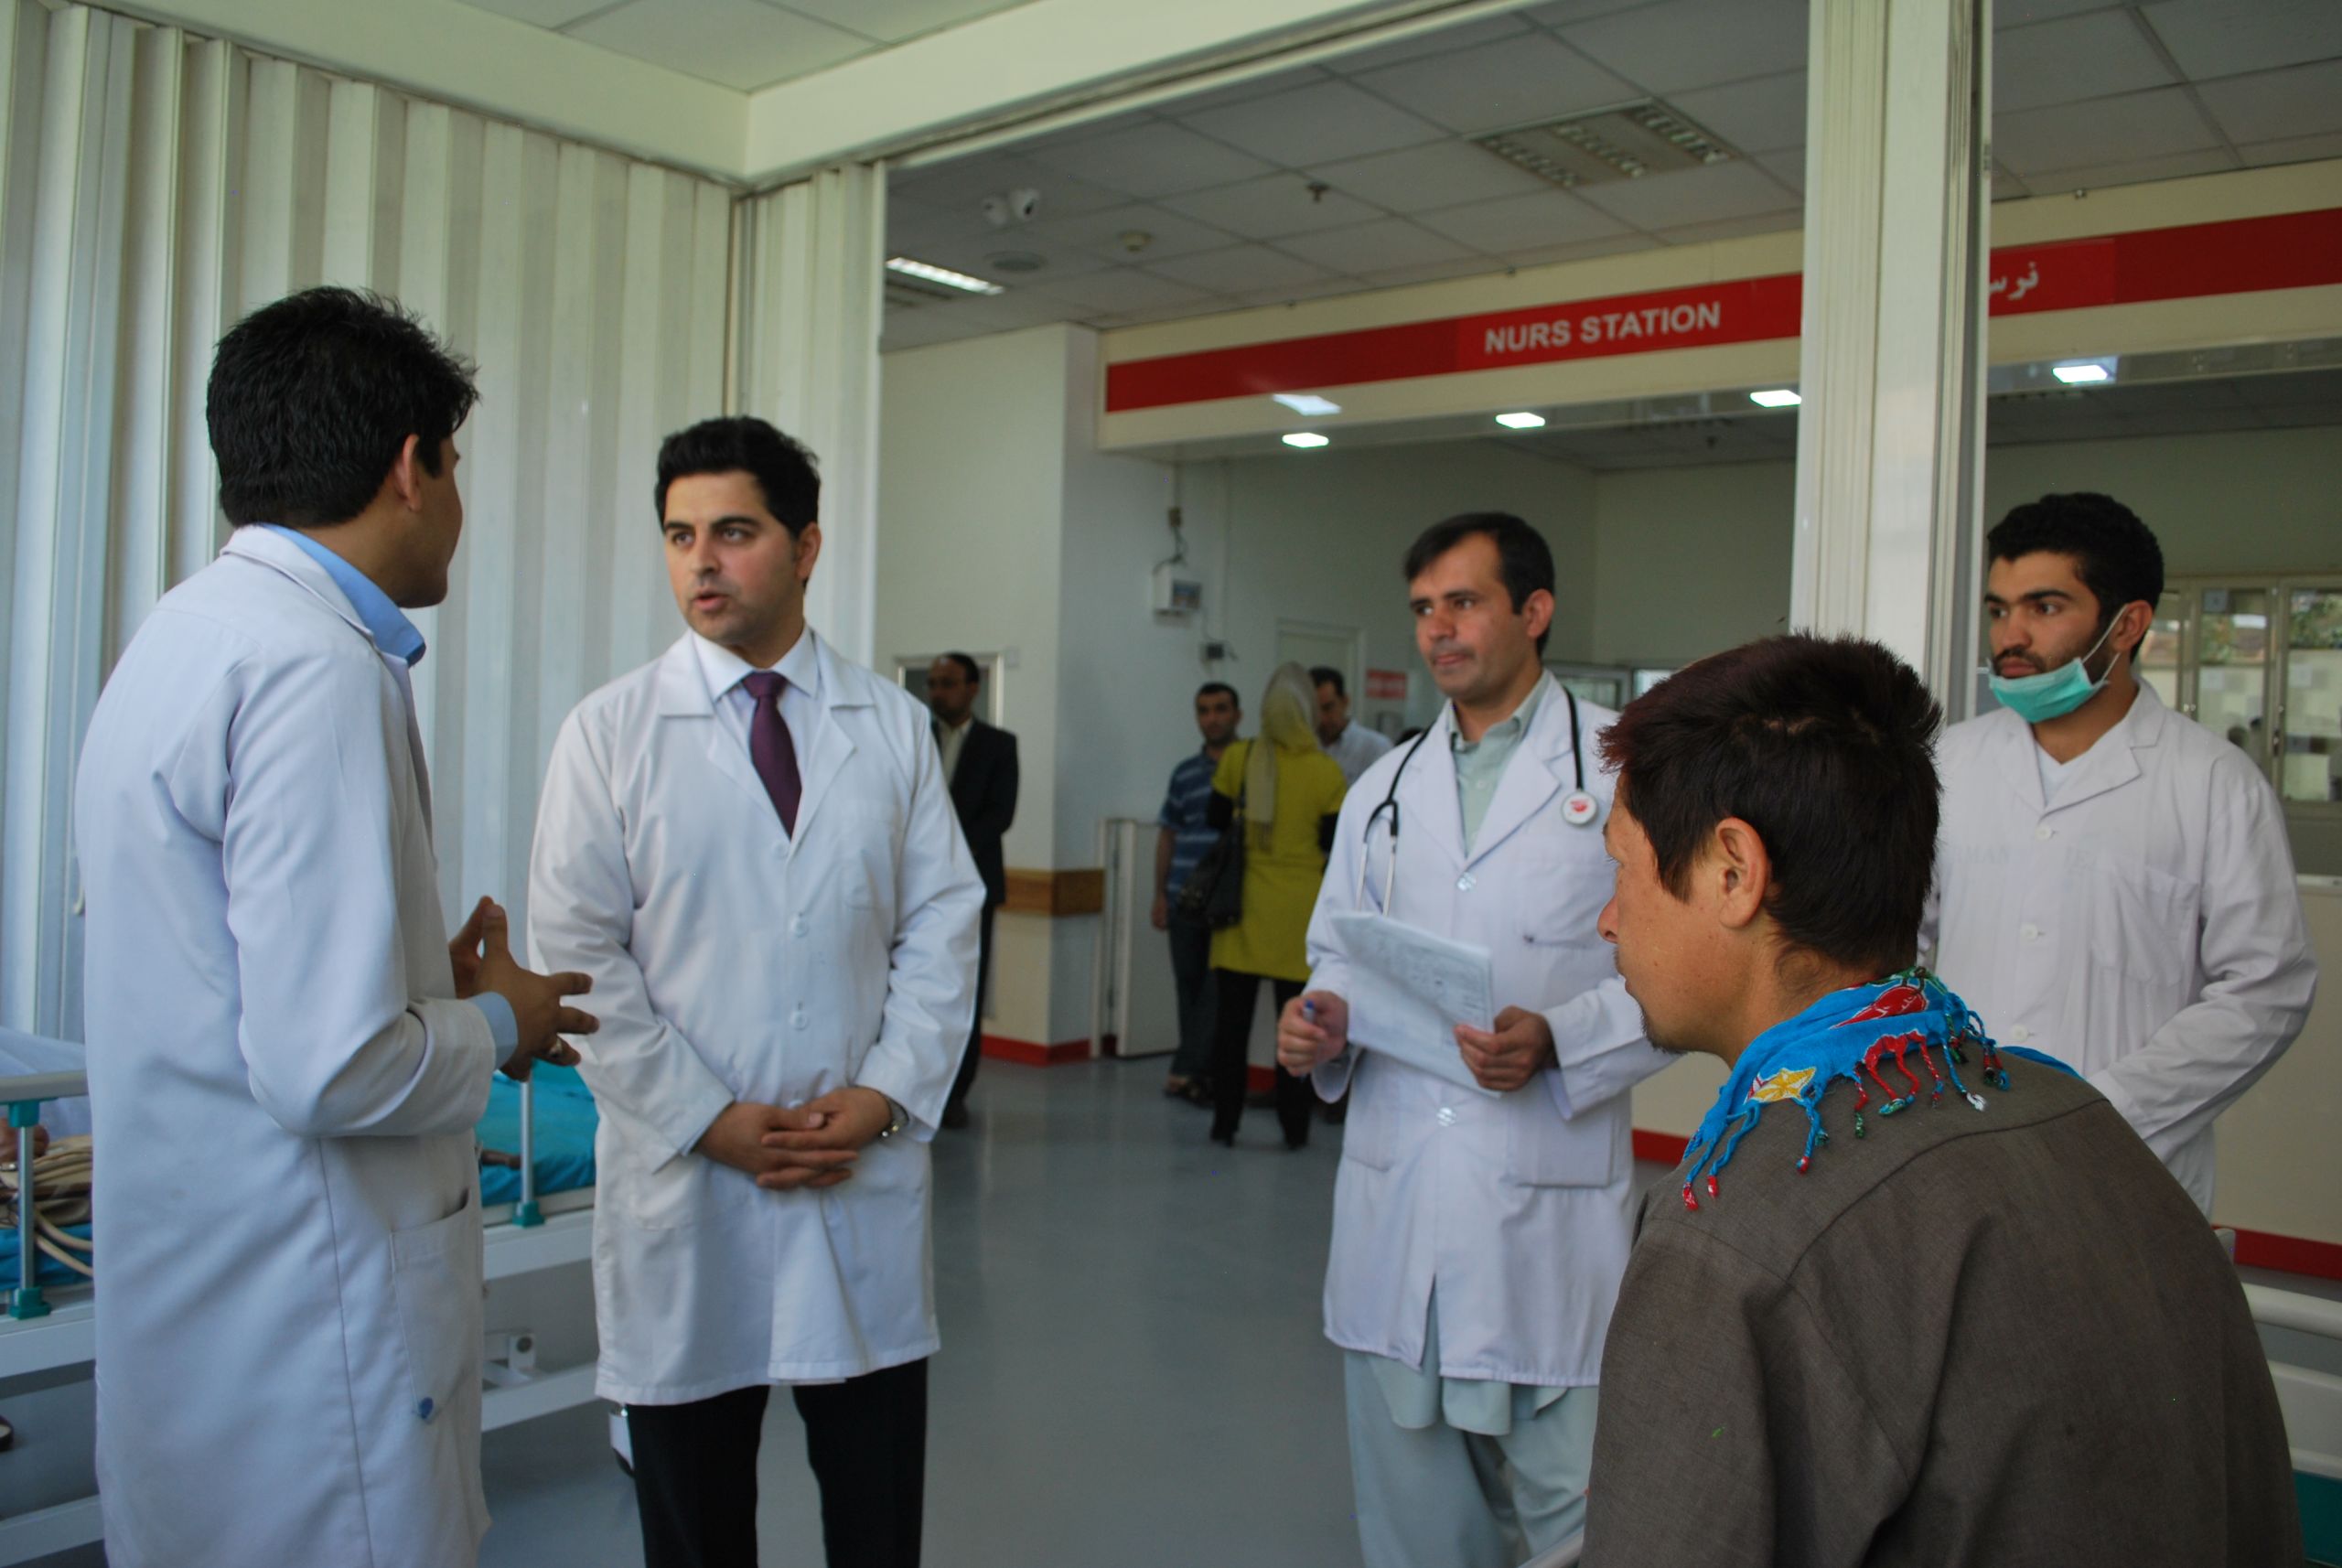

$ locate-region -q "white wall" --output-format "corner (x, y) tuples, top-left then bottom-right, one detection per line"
(1589, 460), (1799, 668)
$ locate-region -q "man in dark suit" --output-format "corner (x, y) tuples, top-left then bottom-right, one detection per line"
(928, 652), (1017, 1130)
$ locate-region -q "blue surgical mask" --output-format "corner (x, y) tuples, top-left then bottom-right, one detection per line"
(1986, 616), (2120, 725)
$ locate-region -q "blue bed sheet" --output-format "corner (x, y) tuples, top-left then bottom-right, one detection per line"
(475, 1062), (599, 1207)
(0, 1223), (91, 1287)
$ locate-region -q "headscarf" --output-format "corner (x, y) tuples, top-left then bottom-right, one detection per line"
(1245, 662), (1322, 848)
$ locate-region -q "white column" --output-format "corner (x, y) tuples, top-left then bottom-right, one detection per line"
(1791, 0), (1991, 710)
(734, 164), (886, 667)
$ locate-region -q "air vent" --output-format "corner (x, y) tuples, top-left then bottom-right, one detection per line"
(986, 251), (1047, 274)
(1476, 101), (1737, 189)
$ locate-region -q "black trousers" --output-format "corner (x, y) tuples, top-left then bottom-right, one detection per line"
(1209, 969), (1313, 1146)
(627, 1359), (929, 1568)
(947, 903), (997, 1113)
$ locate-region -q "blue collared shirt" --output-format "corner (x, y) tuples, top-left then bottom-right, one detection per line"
(257, 525), (516, 1058)
(260, 524), (427, 667)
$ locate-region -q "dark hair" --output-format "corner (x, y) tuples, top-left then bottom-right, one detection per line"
(1598, 635), (1943, 974)
(655, 416), (820, 536)
(1196, 682), (1239, 705)
(1987, 492), (2165, 633)
(207, 287), (478, 528)
(1402, 511), (1556, 654)
(1309, 666), (1347, 698)
(936, 651), (981, 684)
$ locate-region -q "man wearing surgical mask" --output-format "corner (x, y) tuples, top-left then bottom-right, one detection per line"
(1926, 492), (2316, 1215)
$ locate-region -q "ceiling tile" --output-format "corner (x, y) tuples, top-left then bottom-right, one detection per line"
(1016, 203), (1241, 264)
(456, 0), (617, 26)
(1018, 269), (1211, 314)
(892, 229), (1111, 285)
(1161, 175), (1386, 241)
(1176, 79), (1446, 167)
(1274, 218), (1478, 274)
(2195, 59), (2342, 146)
(1499, 233), (1662, 269)
(1360, 255), (1511, 288)
(1324, 14), (1531, 76)
(1559, 0), (1808, 95)
(2138, 0), (2342, 81)
(1159, 65), (1329, 117)
(1415, 188), (1631, 252)
(778, 0), (1030, 46)
(1995, 0), (2125, 23)
(564, 0), (873, 91)
(1574, 159), (1799, 230)
(1314, 140), (1554, 211)
(890, 155), (1131, 221)
(1755, 147), (1806, 193)
(1995, 10), (2174, 113)
(1146, 244), (1336, 294)
(1349, 33), (1637, 135)
(1022, 120), (1277, 199)
(1650, 209), (1802, 245)
(2238, 130), (2342, 169)
(1239, 276), (1372, 309)
(2016, 146), (2239, 196)
(1669, 70), (1806, 155)
(1992, 87), (2221, 177)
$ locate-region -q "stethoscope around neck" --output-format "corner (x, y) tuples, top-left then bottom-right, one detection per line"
(1354, 685), (1597, 914)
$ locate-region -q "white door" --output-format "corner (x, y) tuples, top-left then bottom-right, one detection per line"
(1100, 818), (1181, 1058)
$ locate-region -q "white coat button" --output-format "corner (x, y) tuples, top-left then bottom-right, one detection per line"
(1436, 1106), (1456, 1127)
(1456, 874), (1476, 892)
(2019, 922), (2040, 941)
(2010, 1026), (2032, 1044)
(791, 916), (809, 938)
(417, 1398), (435, 1423)
(792, 1009), (809, 1031)
(2035, 824), (2054, 841)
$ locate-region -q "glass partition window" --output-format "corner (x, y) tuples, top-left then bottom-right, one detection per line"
(2148, 576), (2342, 819)
(2283, 590), (2342, 807)
(2197, 587), (2272, 767)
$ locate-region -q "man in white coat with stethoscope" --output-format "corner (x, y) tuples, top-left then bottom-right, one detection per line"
(1279, 512), (1672, 1568)
(1927, 492), (2315, 1216)
(528, 415), (982, 1568)
(75, 287), (596, 1567)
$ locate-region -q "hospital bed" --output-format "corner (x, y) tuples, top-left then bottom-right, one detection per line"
(0, 1056), (607, 1564)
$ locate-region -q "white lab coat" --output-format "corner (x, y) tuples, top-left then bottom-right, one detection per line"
(1306, 685), (1672, 1388)
(75, 528), (499, 1568)
(527, 631), (981, 1403)
(1925, 683), (2317, 1213)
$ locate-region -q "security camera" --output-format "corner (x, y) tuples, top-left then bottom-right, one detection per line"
(1009, 188), (1041, 223)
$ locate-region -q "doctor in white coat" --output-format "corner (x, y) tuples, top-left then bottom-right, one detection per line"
(1927, 493), (2315, 1215)
(1280, 513), (1671, 1568)
(74, 288), (592, 1568)
(528, 416), (981, 1568)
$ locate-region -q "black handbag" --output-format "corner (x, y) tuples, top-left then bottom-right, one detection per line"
(1175, 768), (1247, 929)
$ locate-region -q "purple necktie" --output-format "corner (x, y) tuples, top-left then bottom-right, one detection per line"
(741, 671), (800, 835)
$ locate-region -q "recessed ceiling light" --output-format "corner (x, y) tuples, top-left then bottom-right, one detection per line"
(1282, 432), (1330, 449)
(2052, 361), (2111, 384)
(1494, 411), (1546, 429)
(1748, 388), (1801, 408)
(885, 255), (1004, 295)
(1273, 392), (1342, 416)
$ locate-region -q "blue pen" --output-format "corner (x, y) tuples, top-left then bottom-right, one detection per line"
(1303, 999), (1316, 1025)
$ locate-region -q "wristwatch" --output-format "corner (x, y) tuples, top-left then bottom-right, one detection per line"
(874, 1094), (909, 1141)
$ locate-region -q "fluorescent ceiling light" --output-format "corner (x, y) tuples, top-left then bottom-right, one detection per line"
(1494, 412), (1547, 429)
(2052, 361), (2111, 384)
(1282, 432), (1330, 449)
(1748, 388), (1802, 408)
(885, 255), (1004, 295)
(1273, 392), (1341, 416)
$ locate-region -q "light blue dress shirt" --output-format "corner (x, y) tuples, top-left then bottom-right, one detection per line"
(257, 525), (517, 1058)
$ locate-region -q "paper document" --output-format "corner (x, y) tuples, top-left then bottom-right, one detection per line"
(1329, 912), (1499, 1096)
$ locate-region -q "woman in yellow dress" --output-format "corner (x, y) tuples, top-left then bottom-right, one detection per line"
(1205, 663), (1348, 1148)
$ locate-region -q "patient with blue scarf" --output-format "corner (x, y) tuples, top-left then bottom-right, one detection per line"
(1579, 634), (2301, 1568)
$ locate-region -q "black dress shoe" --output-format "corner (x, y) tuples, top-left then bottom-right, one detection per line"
(1209, 1126), (1235, 1147)
(940, 1101), (971, 1130)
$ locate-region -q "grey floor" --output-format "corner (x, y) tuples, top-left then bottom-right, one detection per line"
(478, 1058), (1377, 1568)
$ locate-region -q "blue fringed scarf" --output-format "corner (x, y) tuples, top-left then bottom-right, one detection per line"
(1679, 969), (2077, 1210)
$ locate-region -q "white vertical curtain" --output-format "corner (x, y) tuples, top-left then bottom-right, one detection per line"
(0, 0), (736, 1039)
(735, 165), (886, 667)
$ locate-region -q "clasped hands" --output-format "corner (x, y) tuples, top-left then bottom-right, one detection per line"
(1277, 991), (1557, 1094)
(694, 1088), (896, 1191)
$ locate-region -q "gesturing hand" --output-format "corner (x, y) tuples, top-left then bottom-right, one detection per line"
(469, 899), (596, 1079)
(1454, 1006), (1556, 1095)
(449, 897), (496, 999)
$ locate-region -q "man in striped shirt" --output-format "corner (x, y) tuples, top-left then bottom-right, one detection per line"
(1153, 682), (1241, 1101)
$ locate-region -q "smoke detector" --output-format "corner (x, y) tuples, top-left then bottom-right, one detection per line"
(1476, 101), (1737, 189)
